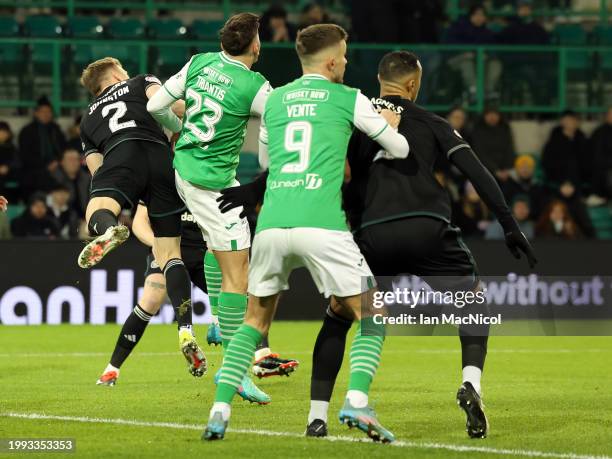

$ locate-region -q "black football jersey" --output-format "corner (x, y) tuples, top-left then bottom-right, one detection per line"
(80, 74), (169, 157)
(345, 96), (470, 231)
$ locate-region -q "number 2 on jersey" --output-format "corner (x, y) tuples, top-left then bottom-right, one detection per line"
(282, 121), (312, 173)
(185, 88), (223, 143)
(102, 101), (136, 133)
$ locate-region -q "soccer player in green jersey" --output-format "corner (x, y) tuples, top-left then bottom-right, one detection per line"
(147, 13), (271, 403)
(203, 24), (409, 443)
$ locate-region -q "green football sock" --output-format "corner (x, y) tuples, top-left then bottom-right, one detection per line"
(218, 291), (247, 349)
(348, 317), (385, 394)
(204, 252), (221, 317)
(216, 324), (262, 403)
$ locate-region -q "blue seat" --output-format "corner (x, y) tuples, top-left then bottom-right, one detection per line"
(148, 18), (187, 39)
(107, 18), (145, 39)
(68, 16), (103, 38)
(191, 20), (224, 40)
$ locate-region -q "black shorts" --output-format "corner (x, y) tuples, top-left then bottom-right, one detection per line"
(90, 140), (185, 237)
(355, 216), (479, 292)
(144, 244), (207, 293)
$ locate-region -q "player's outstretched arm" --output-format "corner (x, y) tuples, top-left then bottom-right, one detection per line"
(451, 147), (538, 268)
(146, 61), (191, 133)
(132, 204), (154, 248)
(353, 92), (409, 159)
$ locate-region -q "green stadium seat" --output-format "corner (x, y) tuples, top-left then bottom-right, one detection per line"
(148, 18), (187, 39)
(554, 25), (591, 71)
(0, 15), (20, 37)
(191, 20), (224, 40)
(6, 203), (25, 222)
(587, 206), (612, 239)
(24, 15), (62, 37)
(107, 18), (145, 39)
(68, 16), (103, 38)
(154, 46), (191, 71)
(593, 25), (612, 45)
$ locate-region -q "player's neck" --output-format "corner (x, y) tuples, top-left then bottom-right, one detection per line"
(380, 82), (413, 101)
(301, 67), (332, 81)
(222, 51), (253, 69)
(97, 79), (118, 96)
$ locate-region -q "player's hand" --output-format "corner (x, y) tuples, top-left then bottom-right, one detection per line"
(217, 171), (268, 219)
(380, 109), (401, 129)
(504, 229), (537, 268)
(0, 195), (7, 212)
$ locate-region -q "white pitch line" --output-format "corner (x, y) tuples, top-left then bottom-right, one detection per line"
(0, 349), (608, 358)
(2, 412), (610, 459)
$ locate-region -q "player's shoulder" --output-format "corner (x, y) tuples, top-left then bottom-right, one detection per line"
(127, 74), (162, 90)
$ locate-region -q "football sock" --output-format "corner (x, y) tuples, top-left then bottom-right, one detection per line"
(459, 334), (488, 369)
(347, 317), (384, 402)
(218, 292), (247, 349)
(204, 252), (221, 317)
(163, 259), (193, 328)
(308, 400), (330, 423)
(462, 365), (483, 396)
(216, 324), (262, 403)
(210, 402), (231, 422)
(311, 306), (352, 402)
(346, 390), (368, 408)
(104, 363), (119, 374)
(110, 304), (152, 368)
(254, 335), (271, 359)
(88, 209), (118, 236)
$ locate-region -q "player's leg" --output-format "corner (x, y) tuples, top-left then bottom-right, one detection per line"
(203, 251), (222, 345)
(307, 299), (352, 436)
(78, 147), (138, 268)
(97, 253), (166, 386)
(252, 334), (300, 378)
(299, 228), (394, 442)
(203, 228), (291, 440)
(148, 142), (206, 377)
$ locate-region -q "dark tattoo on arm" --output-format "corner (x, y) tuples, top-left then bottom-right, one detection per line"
(146, 280), (166, 290)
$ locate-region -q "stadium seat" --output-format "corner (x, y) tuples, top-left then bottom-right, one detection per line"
(0, 15), (20, 37)
(0, 16), (22, 66)
(554, 24), (591, 70)
(191, 20), (225, 40)
(107, 18), (145, 39)
(6, 202), (25, 222)
(587, 206), (612, 240)
(24, 15), (63, 71)
(67, 16), (103, 38)
(148, 18), (187, 39)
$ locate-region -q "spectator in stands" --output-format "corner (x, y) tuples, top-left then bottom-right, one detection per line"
(454, 181), (491, 238)
(444, 4), (501, 99)
(298, 2), (329, 30)
(502, 154), (549, 218)
(66, 115), (84, 154)
(260, 5), (297, 42)
(535, 199), (582, 239)
(51, 148), (90, 217)
(18, 96), (67, 199)
(0, 121), (17, 200)
(470, 107), (515, 182)
(498, 0), (549, 45)
(589, 107), (612, 202)
(542, 110), (590, 189)
(485, 194), (534, 240)
(46, 183), (80, 239)
(0, 195), (9, 239)
(10, 192), (59, 239)
(447, 106), (470, 139)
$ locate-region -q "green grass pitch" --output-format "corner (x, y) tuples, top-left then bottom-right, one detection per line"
(1, 323), (611, 458)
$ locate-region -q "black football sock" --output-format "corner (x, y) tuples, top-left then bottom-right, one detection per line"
(311, 306), (353, 403)
(163, 258), (193, 329)
(88, 209), (118, 236)
(459, 334), (489, 370)
(110, 304), (153, 368)
(256, 334), (270, 351)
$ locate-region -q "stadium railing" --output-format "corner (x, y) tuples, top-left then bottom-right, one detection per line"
(0, 38), (610, 115)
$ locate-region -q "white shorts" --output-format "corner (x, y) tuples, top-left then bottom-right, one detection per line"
(175, 171), (251, 251)
(248, 227), (375, 298)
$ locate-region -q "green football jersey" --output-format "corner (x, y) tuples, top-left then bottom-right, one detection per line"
(168, 52), (269, 189)
(256, 75), (360, 232)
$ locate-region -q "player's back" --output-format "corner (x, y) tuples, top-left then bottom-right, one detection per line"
(173, 52), (268, 189)
(80, 74), (168, 156)
(257, 75), (359, 232)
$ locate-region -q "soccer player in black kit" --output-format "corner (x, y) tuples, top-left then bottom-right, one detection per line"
(77, 57), (206, 377)
(218, 51), (537, 439)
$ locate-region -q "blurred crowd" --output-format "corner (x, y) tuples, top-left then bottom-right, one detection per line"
(1, 95), (611, 242)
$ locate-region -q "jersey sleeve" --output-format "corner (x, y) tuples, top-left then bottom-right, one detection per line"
(429, 115), (471, 159)
(143, 74), (162, 91)
(161, 57), (192, 100)
(250, 80), (272, 117)
(352, 92), (409, 159)
(80, 123), (98, 157)
(258, 115), (269, 169)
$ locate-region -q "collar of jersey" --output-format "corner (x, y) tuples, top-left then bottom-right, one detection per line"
(219, 52), (249, 70)
(301, 73), (328, 81)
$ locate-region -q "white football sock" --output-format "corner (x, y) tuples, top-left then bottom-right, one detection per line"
(254, 347), (272, 362)
(462, 365), (482, 395)
(210, 402), (231, 421)
(104, 363), (119, 374)
(308, 400), (329, 423)
(179, 325), (193, 334)
(346, 390), (368, 408)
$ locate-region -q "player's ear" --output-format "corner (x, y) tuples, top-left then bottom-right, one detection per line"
(377, 73), (381, 84)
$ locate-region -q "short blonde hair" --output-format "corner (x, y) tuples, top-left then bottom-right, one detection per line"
(80, 57), (122, 96)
